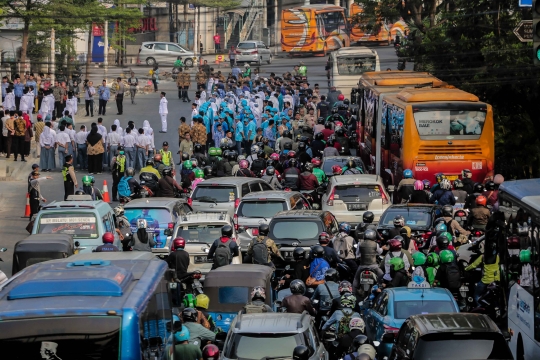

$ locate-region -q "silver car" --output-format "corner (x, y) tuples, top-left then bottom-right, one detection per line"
(235, 41), (272, 65)
(235, 191), (311, 246)
(190, 177), (274, 218)
(137, 41), (196, 66)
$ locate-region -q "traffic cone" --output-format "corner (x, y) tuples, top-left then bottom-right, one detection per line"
(23, 193), (31, 218)
(102, 180), (111, 203)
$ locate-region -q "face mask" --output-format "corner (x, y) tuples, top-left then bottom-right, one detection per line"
(119, 151), (124, 155)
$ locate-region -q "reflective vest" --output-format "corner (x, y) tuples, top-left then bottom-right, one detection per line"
(298, 65), (307, 76)
(62, 163), (73, 183)
(160, 149), (172, 166)
(115, 155), (126, 174)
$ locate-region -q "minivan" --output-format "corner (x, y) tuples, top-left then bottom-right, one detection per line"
(137, 41), (196, 66)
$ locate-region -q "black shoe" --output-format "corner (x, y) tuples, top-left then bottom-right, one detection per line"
(22, 159), (27, 162)
(13, 158), (17, 161)
(117, 113), (122, 115)
(159, 131), (167, 133)
(176, 162), (182, 165)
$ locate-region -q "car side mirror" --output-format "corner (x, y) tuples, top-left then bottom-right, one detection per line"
(237, 226), (245, 233)
(164, 229), (172, 236)
(215, 331), (227, 350)
(387, 185), (395, 192)
(381, 332), (395, 343)
(502, 330), (511, 342)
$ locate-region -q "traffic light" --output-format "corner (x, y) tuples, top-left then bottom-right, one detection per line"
(534, 0), (540, 65)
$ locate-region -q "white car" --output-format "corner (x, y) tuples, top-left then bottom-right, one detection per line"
(137, 41), (195, 66)
(321, 174), (391, 226)
(235, 41), (272, 66)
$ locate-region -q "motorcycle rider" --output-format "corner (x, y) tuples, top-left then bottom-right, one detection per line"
(94, 232), (120, 252)
(261, 166), (282, 189)
(425, 252), (440, 285)
(246, 223), (283, 267)
(337, 318), (366, 357)
(432, 232), (457, 257)
(235, 159), (255, 177)
(355, 211), (380, 240)
(388, 215), (405, 238)
(278, 247), (311, 289)
(181, 307), (216, 345)
(482, 180), (499, 208)
(411, 251), (428, 278)
(461, 169), (475, 194)
(464, 183), (484, 210)
(172, 325), (203, 360)
(452, 179), (468, 204)
(120, 167), (143, 197)
(311, 158), (327, 184)
(250, 149), (267, 176)
(333, 127), (350, 155)
(321, 293), (361, 337)
(397, 169), (415, 203)
(81, 175), (103, 200)
(333, 223), (358, 276)
(296, 141), (312, 166)
(167, 237), (190, 279)
(465, 249), (500, 306)
(223, 150), (238, 176)
(282, 158), (301, 190)
(312, 267), (340, 326)
(202, 344), (220, 360)
(206, 225), (240, 268)
(435, 250), (462, 300)
(293, 345), (310, 360)
(282, 280), (316, 315)
(192, 143), (208, 168)
(353, 229), (385, 295)
(157, 167), (182, 197)
(203, 165), (216, 180)
(153, 153), (166, 177)
(140, 158), (161, 194)
(129, 219), (156, 252)
(431, 173), (446, 194)
(387, 257), (409, 288)
(430, 179), (456, 206)
(467, 195), (491, 230)
(180, 160), (195, 186)
(311, 132), (326, 158)
(299, 162), (320, 198)
(195, 294), (217, 332)
(383, 239), (411, 281)
(341, 158), (363, 175)
(440, 204), (470, 240)
(410, 179), (430, 203)
(343, 335), (375, 360)
(242, 286), (274, 313)
(319, 232), (342, 268)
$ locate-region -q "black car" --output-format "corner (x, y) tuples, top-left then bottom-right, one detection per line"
(388, 313), (513, 360)
(268, 210), (339, 265)
(377, 204), (439, 243)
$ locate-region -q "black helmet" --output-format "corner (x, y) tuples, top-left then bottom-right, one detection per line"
(293, 247), (306, 260)
(315, 132), (324, 141)
(346, 158), (356, 169)
(259, 223), (269, 236)
(182, 307), (198, 322)
(304, 163), (314, 172)
(311, 245), (324, 258)
(474, 183), (485, 193)
(182, 153), (190, 161)
(75, 190), (86, 195)
(364, 229), (377, 241)
(442, 205), (453, 217)
(257, 149), (265, 157)
(317, 117), (325, 125)
(289, 158), (298, 168)
(394, 235), (405, 246)
(227, 151), (237, 161)
(436, 234), (450, 250)
(194, 143), (203, 152)
(343, 98), (350, 105)
(335, 127), (345, 136)
(284, 142), (293, 150)
(331, 108), (339, 114)
(299, 136), (310, 143)
(220, 142), (229, 150)
(290, 279), (306, 295)
(325, 268), (339, 282)
(283, 130), (292, 138)
(146, 158), (155, 166)
(293, 345), (310, 360)
(363, 211), (374, 223)
(162, 167), (173, 177)
(266, 166), (276, 176)
(298, 142), (306, 151)
(221, 225), (233, 237)
(302, 125), (312, 133)
(485, 180), (496, 191)
(324, 122), (332, 129)
(117, 145), (124, 151)
(203, 166), (213, 177)
(222, 150), (230, 159)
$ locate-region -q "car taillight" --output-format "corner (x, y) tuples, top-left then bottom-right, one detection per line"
(327, 188), (335, 206)
(187, 198), (193, 207)
(168, 222), (174, 229)
(252, 228), (259, 236)
(235, 50), (242, 54)
(234, 214), (239, 230)
(422, 231), (432, 240)
(379, 185), (388, 205)
(252, 50), (258, 54)
(235, 198), (240, 208)
(193, 273), (202, 279)
(383, 324), (400, 337)
(475, 230), (482, 237)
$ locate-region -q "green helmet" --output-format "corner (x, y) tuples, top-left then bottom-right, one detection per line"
(439, 250), (455, 264)
(389, 257), (405, 271)
(426, 252), (440, 267)
(216, 148), (222, 156)
(412, 252), (427, 266)
(82, 175), (94, 186)
(520, 249), (532, 263)
(183, 160), (193, 170)
(183, 294), (196, 308)
(194, 168), (204, 179)
(443, 231), (453, 242)
(209, 147), (218, 156)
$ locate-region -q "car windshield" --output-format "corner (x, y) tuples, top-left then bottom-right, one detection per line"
(337, 55), (377, 75)
(237, 201), (287, 218)
(225, 333), (301, 359)
(270, 220), (322, 240)
(334, 185), (382, 201)
(37, 213), (98, 239)
(124, 208), (172, 248)
(394, 300), (456, 319)
(413, 333), (513, 360)
(0, 316), (120, 360)
(176, 224), (223, 243)
(322, 157), (365, 175)
(192, 186), (237, 203)
(378, 208), (432, 229)
(237, 42), (256, 49)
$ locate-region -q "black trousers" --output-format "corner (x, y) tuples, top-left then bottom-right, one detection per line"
(15, 96), (21, 111)
(64, 181), (74, 201)
(30, 197), (40, 218)
(112, 174), (121, 201)
(116, 94), (124, 114)
(55, 101), (64, 118)
(85, 99), (94, 116)
(99, 99), (107, 115)
(13, 135), (25, 160)
(88, 153), (103, 174)
(183, 86), (190, 101)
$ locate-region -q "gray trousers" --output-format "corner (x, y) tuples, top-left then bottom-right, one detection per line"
(77, 144), (87, 169)
(58, 146), (67, 168)
(136, 147), (147, 170)
(125, 147), (136, 169)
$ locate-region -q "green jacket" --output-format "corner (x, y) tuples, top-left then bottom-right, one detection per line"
(313, 167), (327, 185)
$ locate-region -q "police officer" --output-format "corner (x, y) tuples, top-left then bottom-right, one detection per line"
(95, 232), (120, 252)
(159, 141), (174, 167)
(62, 154), (77, 200)
(111, 146), (126, 202)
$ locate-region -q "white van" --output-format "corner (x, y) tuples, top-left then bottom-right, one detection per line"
(329, 46), (380, 99)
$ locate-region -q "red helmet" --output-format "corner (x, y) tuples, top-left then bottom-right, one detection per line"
(287, 151), (296, 159)
(335, 121), (344, 128)
(311, 157), (321, 166)
(319, 232), (330, 245)
(270, 153), (280, 161)
(476, 195), (487, 206)
(173, 237), (186, 250)
(338, 94), (345, 101)
(388, 239), (402, 252)
(507, 235), (520, 250)
(202, 344), (220, 360)
(102, 232), (114, 244)
(239, 159), (249, 169)
(331, 165), (342, 175)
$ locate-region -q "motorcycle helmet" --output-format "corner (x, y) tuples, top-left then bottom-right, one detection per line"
(423, 179), (431, 190)
(319, 232), (330, 245)
(338, 94), (345, 101)
(462, 169), (472, 178)
(162, 167), (173, 177)
(293, 247), (306, 260)
(270, 153), (280, 161)
(339, 222), (351, 234)
(222, 150), (230, 159)
(343, 98), (350, 105)
(389, 257), (405, 271)
(290, 279), (306, 295)
(352, 335), (374, 350)
(182, 307), (198, 322)
(435, 173), (446, 183)
(183, 160), (192, 170)
(82, 175), (94, 186)
(349, 317), (365, 333)
(182, 152), (190, 161)
(338, 280), (353, 295)
(436, 233), (450, 249)
(393, 235), (405, 247)
(137, 219), (147, 229)
(171, 237), (187, 252)
(507, 235), (520, 250)
(364, 229), (377, 241)
(324, 122), (332, 129)
(283, 130), (292, 139)
(102, 232), (114, 244)
(208, 147), (218, 156)
(174, 325), (191, 343)
(154, 153), (162, 162)
(388, 239), (402, 252)
(298, 142), (307, 151)
(289, 158), (298, 168)
(442, 205), (454, 217)
(311, 245), (325, 258)
(237, 155), (246, 162)
(435, 223), (447, 233)
(393, 215), (405, 227)
(412, 252), (427, 266)
(439, 249), (455, 264)
(476, 195), (487, 206)
(75, 190), (86, 195)
(257, 149), (265, 157)
(146, 158), (155, 167)
(221, 225), (233, 237)
(358, 345), (376, 360)
(440, 179), (451, 190)
(426, 252), (440, 267)
(190, 158), (198, 168)
(203, 166), (213, 177)
(325, 268), (339, 282)
(251, 286), (266, 301)
(113, 206), (124, 217)
(317, 116), (325, 125)
(314, 132), (324, 141)
(335, 127), (345, 136)
(520, 249), (532, 263)
(227, 151), (237, 161)
(403, 169), (413, 179)
(194, 168), (204, 179)
(259, 223), (270, 236)
(287, 151), (297, 159)
(332, 165), (342, 175)
(239, 159), (249, 169)
(293, 346), (310, 360)
(266, 166), (276, 176)
(311, 157), (322, 166)
(340, 293), (356, 308)
(453, 179), (464, 189)
(202, 344), (220, 360)
(414, 180), (424, 191)
(251, 144), (260, 154)
(474, 183), (485, 193)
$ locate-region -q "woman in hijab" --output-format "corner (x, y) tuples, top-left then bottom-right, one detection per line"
(86, 124), (105, 174)
(111, 119), (123, 135)
(23, 112), (33, 157)
(142, 120), (155, 159)
(129, 219), (156, 251)
(39, 121), (56, 171)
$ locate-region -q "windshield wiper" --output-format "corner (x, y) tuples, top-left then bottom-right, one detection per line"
(278, 238), (302, 244)
(260, 356), (292, 360)
(196, 196), (218, 205)
(249, 216), (268, 221)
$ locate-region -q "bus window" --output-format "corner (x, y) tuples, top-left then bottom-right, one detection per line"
(317, 11), (344, 34)
(336, 56), (376, 76)
(140, 278), (171, 353)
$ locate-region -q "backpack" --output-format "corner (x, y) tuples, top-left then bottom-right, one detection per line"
(337, 311), (353, 338)
(118, 176), (132, 197)
(213, 238), (232, 268)
(243, 302), (268, 314)
(251, 158), (266, 175)
(251, 237), (269, 265)
(445, 263), (461, 289)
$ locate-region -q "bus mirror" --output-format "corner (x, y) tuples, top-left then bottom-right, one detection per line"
(164, 269), (175, 282)
(388, 185), (395, 192)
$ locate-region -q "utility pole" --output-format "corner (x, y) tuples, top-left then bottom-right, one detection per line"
(51, 28), (55, 83)
(274, 0), (278, 55)
(104, 21), (109, 78)
(194, 5), (199, 56)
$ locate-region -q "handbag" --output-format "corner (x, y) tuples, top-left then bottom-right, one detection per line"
(306, 263), (325, 287)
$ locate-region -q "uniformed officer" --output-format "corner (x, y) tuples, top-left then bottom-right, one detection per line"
(62, 154), (77, 200)
(159, 141), (174, 168)
(95, 232), (120, 252)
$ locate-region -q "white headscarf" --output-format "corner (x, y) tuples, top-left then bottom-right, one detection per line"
(112, 119), (123, 135)
(143, 120), (153, 136)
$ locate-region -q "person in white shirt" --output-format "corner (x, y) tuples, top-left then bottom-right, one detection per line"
(107, 124), (123, 166)
(122, 127), (137, 169)
(65, 123), (76, 168)
(135, 127), (149, 170)
(41, 89), (55, 118)
(65, 91), (78, 123)
(75, 124), (88, 170)
(142, 120), (155, 158)
(3, 88), (15, 111)
(39, 122), (57, 171)
(206, 77), (214, 94)
(158, 92), (168, 133)
(55, 124), (71, 168)
(111, 119), (123, 136)
(97, 117), (108, 168)
(20, 88), (34, 122)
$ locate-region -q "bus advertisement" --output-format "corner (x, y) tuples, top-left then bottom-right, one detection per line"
(281, 5), (350, 55)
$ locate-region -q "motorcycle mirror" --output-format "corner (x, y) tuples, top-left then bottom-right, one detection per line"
(373, 341), (380, 347)
(0, 248), (6, 252)
(387, 185), (395, 192)
(74, 241), (80, 248)
(285, 265), (291, 270)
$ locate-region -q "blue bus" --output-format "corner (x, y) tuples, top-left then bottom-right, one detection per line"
(0, 252), (173, 359)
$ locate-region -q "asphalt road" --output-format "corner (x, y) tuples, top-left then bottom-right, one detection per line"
(0, 44), (402, 277)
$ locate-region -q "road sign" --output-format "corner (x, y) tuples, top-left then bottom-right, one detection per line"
(514, 20), (533, 42)
(520, 0), (532, 7)
(215, 54), (227, 62)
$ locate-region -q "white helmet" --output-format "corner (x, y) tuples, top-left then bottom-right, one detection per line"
(440, 179), (452, 190)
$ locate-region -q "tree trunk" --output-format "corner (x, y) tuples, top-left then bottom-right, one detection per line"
(20, 19), (30, 69)
(86, 28), (92, 79)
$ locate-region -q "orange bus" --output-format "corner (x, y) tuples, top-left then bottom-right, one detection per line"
(355, 72), (494, 188)
(349, 3), (391, 45)
(281, 5), (351, 55)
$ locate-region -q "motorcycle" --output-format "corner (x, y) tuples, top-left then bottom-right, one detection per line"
(458, 239), (484, 311)
(355, 268), (378, 300)
(470, 282), (504, 323)
(177, 270), (204, 297)
(300, 189), (321, 210)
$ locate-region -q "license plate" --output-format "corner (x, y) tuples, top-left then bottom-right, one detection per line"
(194, 256), (207, 264)
(348, 203), (367, 211)
(446, 175), (458, 181)
(243, 52), (252, 55)
(460, 286), (469, 292)
(360, 278), (374, 284)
